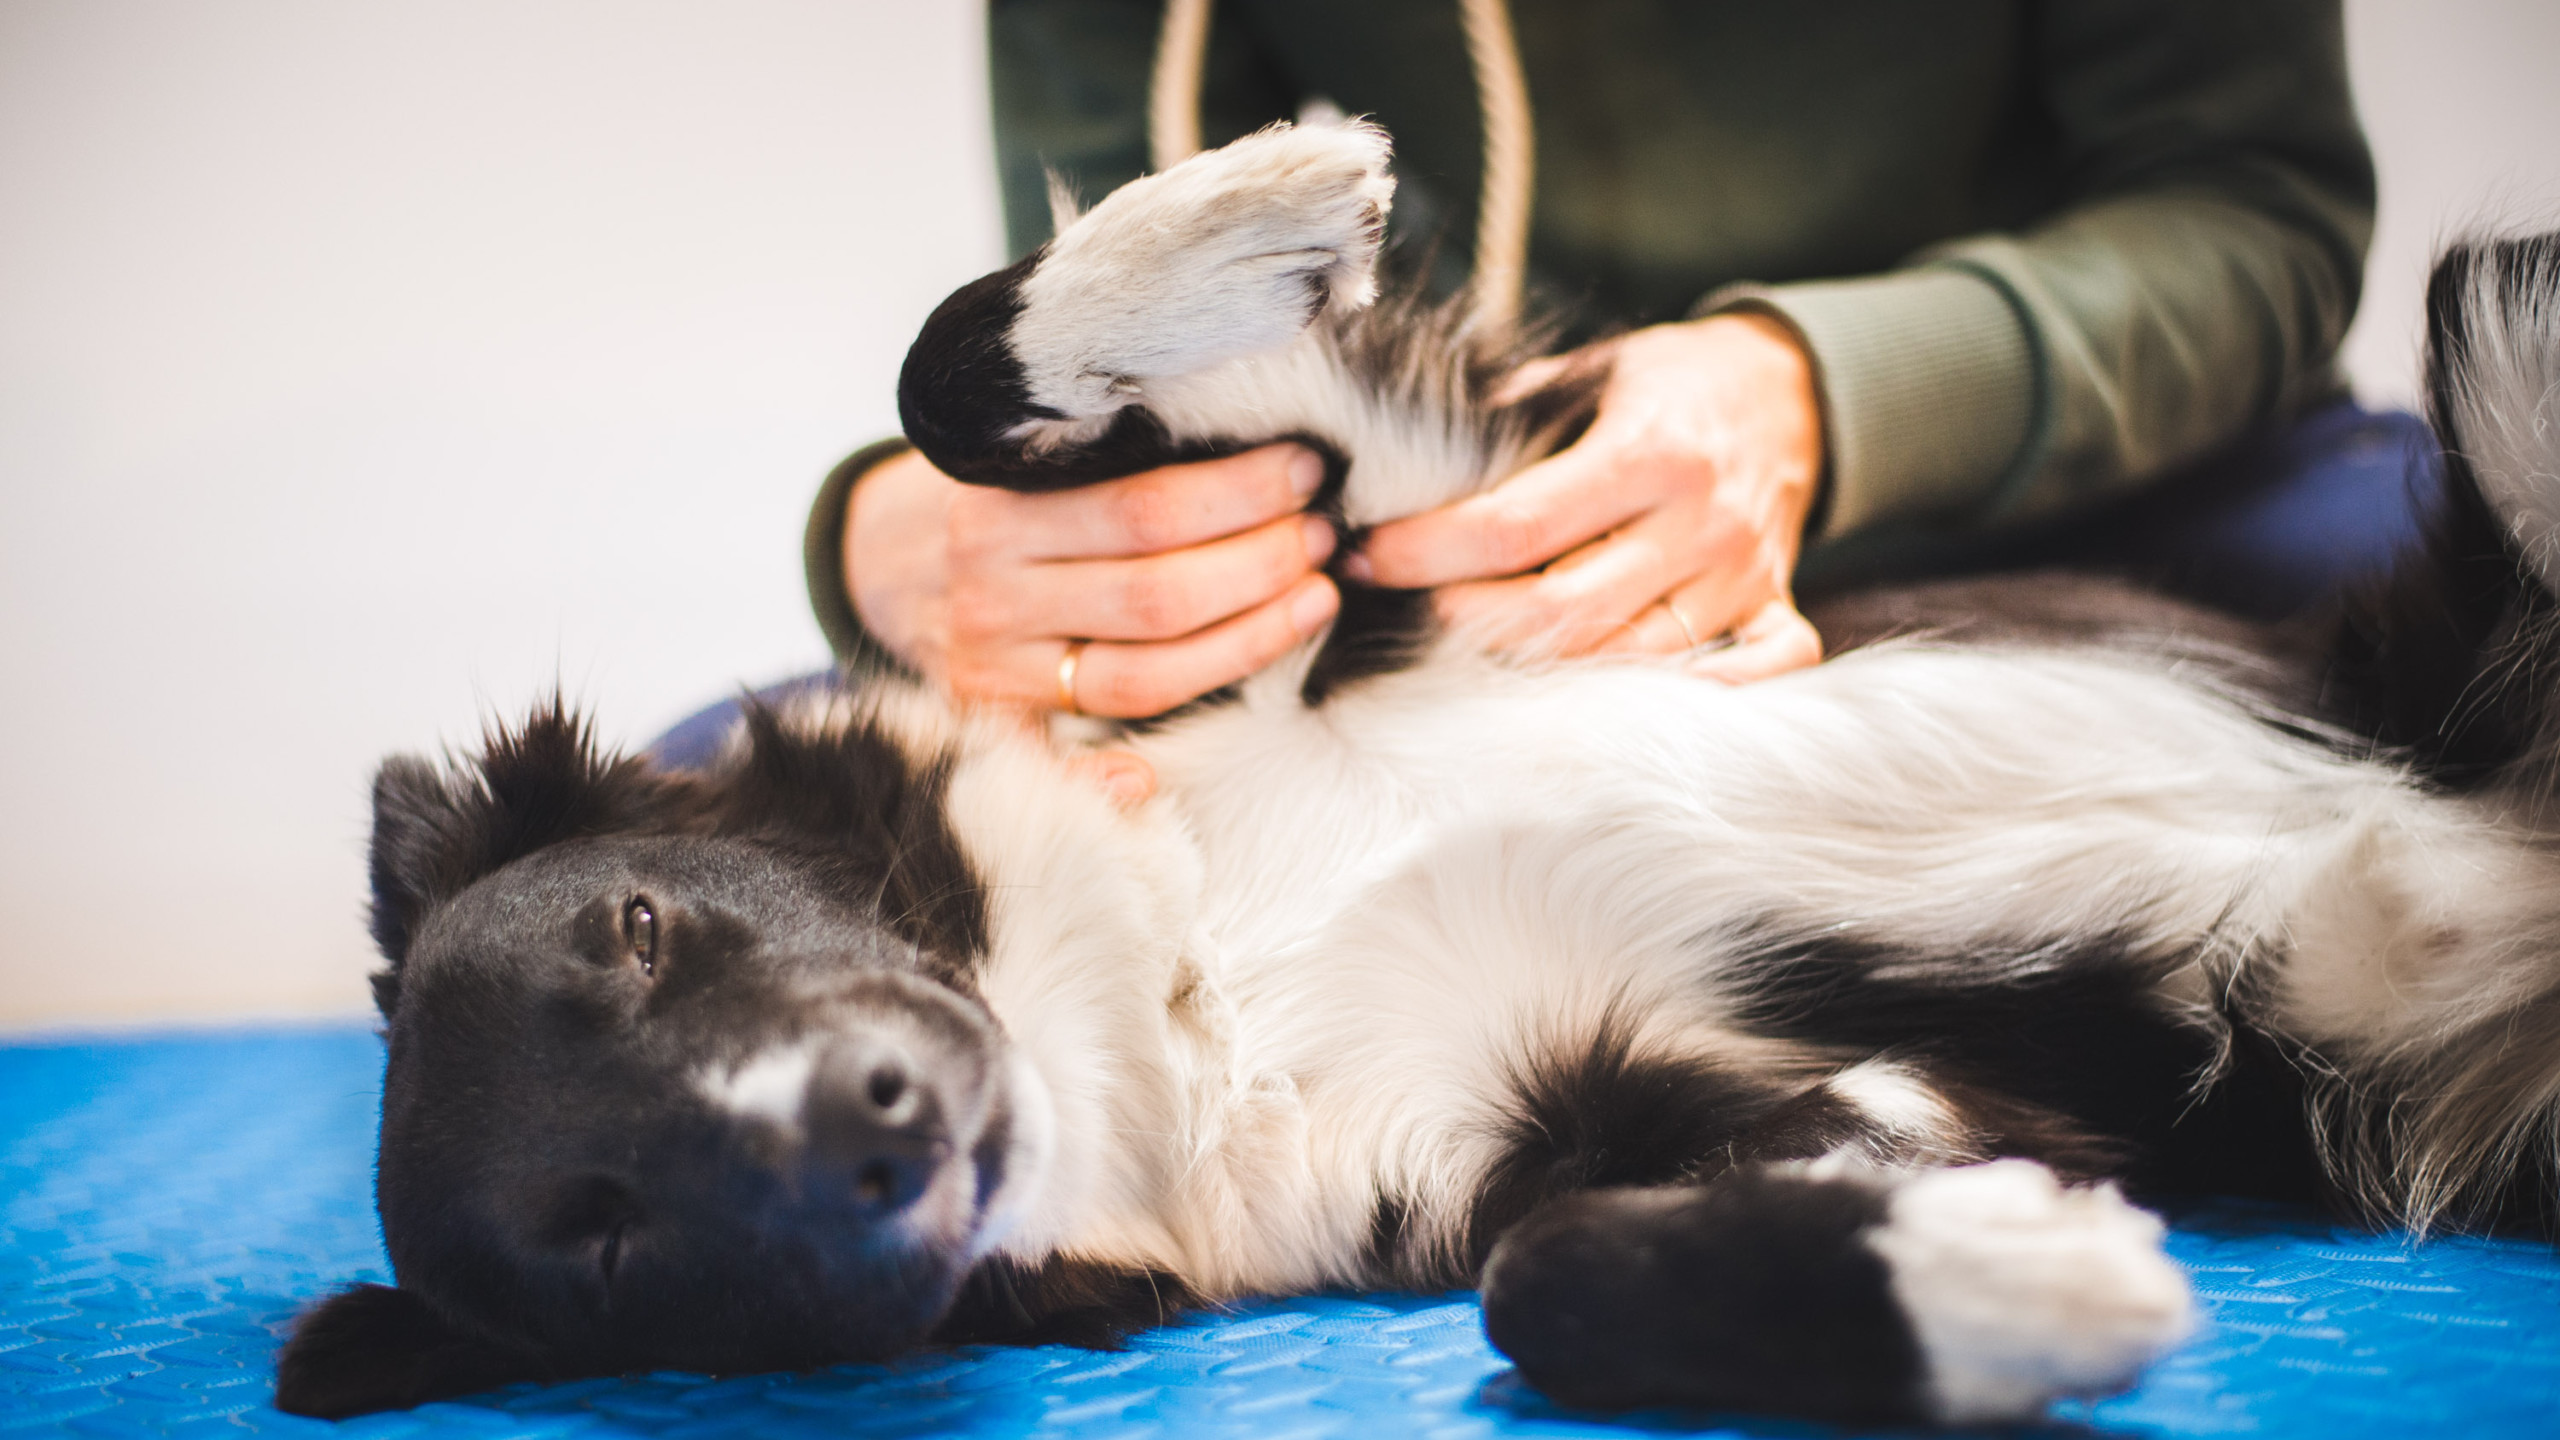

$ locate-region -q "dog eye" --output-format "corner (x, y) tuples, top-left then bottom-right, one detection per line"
(624, 897), (658, 975)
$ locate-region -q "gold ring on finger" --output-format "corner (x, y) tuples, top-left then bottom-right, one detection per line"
(1057, 639), (1089, 715)
(1660, 597), (1703, 650)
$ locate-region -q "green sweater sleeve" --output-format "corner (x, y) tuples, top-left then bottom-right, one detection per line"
(1714, 0), (2373, 542)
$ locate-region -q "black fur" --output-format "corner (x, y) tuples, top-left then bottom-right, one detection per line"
(932, 1255), (1200, 1350)
(1724, 932), (2324, 1204)
(1301, 580), (1437, 704)
(896, 252), (1246, 492)
(367, 701), (690, 995)
(281, 701), (1019, 1417)
(274, 1284), (551, 1421)
(1459, 1013), (1794, 1279)
(714, 700), (988, 976)
(1481, 1170), (1924, 1422)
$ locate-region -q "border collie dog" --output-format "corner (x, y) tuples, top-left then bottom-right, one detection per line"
(280, 124), (2560, 1427)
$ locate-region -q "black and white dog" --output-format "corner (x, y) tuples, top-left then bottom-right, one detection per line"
(278, 124), (2560, 1427)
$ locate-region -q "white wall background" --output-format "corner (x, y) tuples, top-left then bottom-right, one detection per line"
(2338, 0), (2560, 411)
(3, 1), (2557, 1030)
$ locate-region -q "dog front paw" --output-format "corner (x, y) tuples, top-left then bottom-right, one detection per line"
(1009, 122), (1396, 419)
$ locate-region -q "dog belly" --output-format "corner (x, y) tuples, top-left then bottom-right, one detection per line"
(1148, 642), (2402, 987)
(1101, 639), (2528, 1290)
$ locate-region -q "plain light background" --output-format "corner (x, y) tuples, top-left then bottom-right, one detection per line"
(4, 1), (2558, 1030)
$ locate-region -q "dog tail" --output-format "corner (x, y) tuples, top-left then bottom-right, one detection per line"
(2321, 233), (2560, 788)
(2300, 234), (2560, 1232)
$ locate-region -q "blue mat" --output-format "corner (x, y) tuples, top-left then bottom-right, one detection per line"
(7, 1028), (2559, 1438)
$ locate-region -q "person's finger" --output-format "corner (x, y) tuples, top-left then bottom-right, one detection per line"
(1487, 336), (1622, 407)
(1435, 502), (1756, 657)
(1478, 513), (1698, 653)
(1427, 572), (1551, 652)
(1351, 438), (1653, 589)
(1064, 574), (1340, 718)
(1682, 597), (1823, 685)
(1642, 522), (1797, 642)
(1591, 586), (1726, 657)
(1488, 353), (1572, 407)
(990, 444), (1325, 563)
(991, 510), (1333, 643)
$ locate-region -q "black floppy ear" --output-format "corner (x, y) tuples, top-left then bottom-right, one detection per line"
(367, 699), (692, 1014)
(273, 1283), (549, 1418)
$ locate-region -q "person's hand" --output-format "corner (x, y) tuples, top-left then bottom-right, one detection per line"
(846, 443), (1341, 718)
(1348, 312), (1825, 683)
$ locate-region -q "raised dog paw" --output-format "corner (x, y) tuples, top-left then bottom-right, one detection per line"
(1009, 122), (1396, 420)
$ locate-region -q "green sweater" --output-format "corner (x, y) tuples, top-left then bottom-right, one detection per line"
(992, 0), (2371, 536)
(809, 0), (2373, 663)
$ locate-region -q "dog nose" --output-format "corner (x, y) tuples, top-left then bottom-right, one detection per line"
(803, 1035), (947, 1215)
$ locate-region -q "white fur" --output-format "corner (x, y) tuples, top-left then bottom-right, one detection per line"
(1003, 124), (1515, 524)
(2446, 241), (2560, 592)
(1009, 123), (1396, 431)
(907, 632), (2560, 1300)
(1864, 1161), (2193, 1425)
(696, 1041), (819, 1132)
(1825, 1059), (1979, 1164)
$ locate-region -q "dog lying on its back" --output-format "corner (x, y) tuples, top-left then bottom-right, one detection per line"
(278, 124), (2560, 1426)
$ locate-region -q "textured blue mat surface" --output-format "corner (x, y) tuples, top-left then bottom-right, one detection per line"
(7, 1028), (2560, 1438)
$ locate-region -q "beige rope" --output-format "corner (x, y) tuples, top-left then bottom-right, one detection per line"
(1148, 0), (1214, 171)
(1458, 0), (1534, 338)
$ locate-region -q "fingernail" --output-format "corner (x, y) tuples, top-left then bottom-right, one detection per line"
(1290, 579), (1339, 634)
(1341, 551), (1374, 583)
(1301, 515), (1336, 563)
(1287, 448), (1324, 500)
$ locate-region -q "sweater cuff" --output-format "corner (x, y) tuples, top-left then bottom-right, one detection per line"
(803, 437), (921, 679)
(1702, 265), (2037, 540)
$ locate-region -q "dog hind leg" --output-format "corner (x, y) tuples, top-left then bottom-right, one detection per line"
(898, 123), (1396, 489)
(1479, 1159), (2190, 1426)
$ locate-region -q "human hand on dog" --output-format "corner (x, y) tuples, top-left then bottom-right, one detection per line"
(1348, 312), (1825, 683)
(846, 443), (1341, 718)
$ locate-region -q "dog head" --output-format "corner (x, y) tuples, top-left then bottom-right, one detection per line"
(275, 694), (1052, 1416)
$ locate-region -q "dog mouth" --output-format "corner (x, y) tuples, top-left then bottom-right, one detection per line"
(964, 1045), (1055, 1258)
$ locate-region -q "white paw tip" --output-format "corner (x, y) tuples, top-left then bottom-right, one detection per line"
(1866, 1160), (2194, 1425)
(1011, 121), (1399, 414)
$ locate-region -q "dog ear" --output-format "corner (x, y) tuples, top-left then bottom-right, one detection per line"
(368, 699), (692, 1011)
(273, 1283), (549, 1418)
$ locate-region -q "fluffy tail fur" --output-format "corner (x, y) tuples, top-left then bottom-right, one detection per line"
(2311, 234), (2560, 1232)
